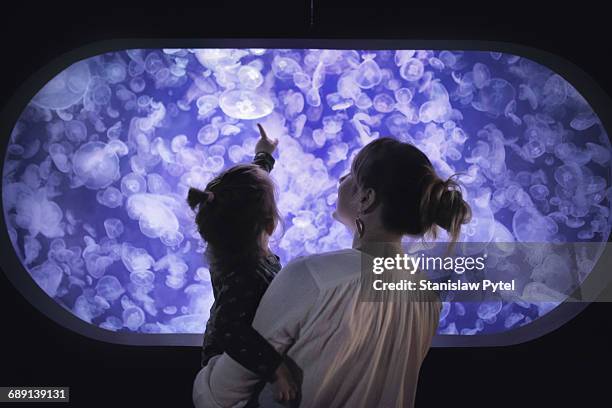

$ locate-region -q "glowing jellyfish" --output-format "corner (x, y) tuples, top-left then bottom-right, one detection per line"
(312, 61), (326, 89)
(354, 57), (382, 89)
(228, 145), (245, 163)
(197, 124), (219, 145)
(419, 100), (452, 123)
(121, 173), (147, 196)
(326, 93), (353, 110)
(123, 306), (145, 331)
(30, 261), (63, 297)
(31, 60), (91, 110)
(284, 91), (305, 118)
(293, 72), (311, 89)
(237, 65), (264, 89)
(272, 56), (302, 80)
(194, 49), (248, 71)
(218, 89), (274, 120)
(394, 88), (413, 105)
(472, 78), (516, 117)
(355, 93), (373, 109)
(169, 314), (207, 333)
(571, 112), (599, 131)
(96, 275), (125, 302)
(337, 72), (361, 99)
(542, 74), (568, 107)
(196, 95), (218, 116)
(185, 284), (215, 315)
(105, 62), (127, 84)
(512, 207), (557, 242)
(394, 50), (416, 67)
(74, 292), (110, 323)
(385, 113), (412, 137)
(90, 79), (112, 106)
(64, 120), (88, 143)
(372, 93), (395, 113)
(104, 218), (124, 239)
(554, 164), (582, 191)
(125, 193), (180, 240)
(529, 184), (550, 200)
(473, 63), (491, 89)
(399, 58), (424, 82)
(144, 52), (164, 74)
(477, 300), (502, 320)
(72, 141), (121, 190)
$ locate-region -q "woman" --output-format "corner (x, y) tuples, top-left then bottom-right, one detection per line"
(193, 137), (472, 408)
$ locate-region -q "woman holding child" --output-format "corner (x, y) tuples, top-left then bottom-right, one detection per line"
(190, 124), (471, 408)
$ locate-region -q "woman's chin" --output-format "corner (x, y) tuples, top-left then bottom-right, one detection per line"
(332, 211), (351, 229)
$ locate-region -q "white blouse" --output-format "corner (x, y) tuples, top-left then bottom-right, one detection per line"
(193, 248), (442, 408)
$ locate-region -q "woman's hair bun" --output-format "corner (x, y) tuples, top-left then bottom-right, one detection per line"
(432, 176), (472, 238)
(436, 187), (461, 230)
(187, 187), (213, 211)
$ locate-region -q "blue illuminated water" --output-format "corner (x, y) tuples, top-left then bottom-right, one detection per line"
(3, 48), (611, 337)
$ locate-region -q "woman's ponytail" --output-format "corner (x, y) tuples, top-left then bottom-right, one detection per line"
(419, 170), (472, 250)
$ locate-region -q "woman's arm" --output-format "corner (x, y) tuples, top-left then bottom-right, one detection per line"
(193, 258), (320, 407)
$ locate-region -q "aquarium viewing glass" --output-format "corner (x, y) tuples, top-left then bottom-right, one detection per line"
(2, 41), (611, 347)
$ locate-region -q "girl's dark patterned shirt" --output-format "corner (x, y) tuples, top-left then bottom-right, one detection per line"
(200, 151), (283, 383)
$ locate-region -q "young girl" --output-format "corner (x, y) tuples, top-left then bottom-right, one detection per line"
(187, 124), (298, 407)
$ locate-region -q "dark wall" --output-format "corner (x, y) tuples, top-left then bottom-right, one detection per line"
(1, 2), (611, 407)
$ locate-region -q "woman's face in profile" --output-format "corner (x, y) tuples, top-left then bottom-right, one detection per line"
(333, 171), (360, 229)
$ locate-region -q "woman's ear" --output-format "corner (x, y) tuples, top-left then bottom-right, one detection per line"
(359, 187), (377, 213)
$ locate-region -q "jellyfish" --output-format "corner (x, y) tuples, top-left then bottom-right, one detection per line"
(512, 207), (557, 242)
(372, 93), (395, 113)
(64, 120), (87, 143)
(472, 78), (516, 117)
(197, 124), (220, 145)
(96, 275), (125, 302)
(399, 58), (424, 82)
(541, 74), (568, 107)
(472, 63), (491, 89)
(125, 193), (180, 241)
(31, 60), (91, 110)
(271, 56), (302, 80)
(337, 71), (361, 100)
(30, 261), (63, 298)
(218, 89), (274, 120)
(123, 306), (146, 330)
(394, 87), (413, 105)
(72, 141), (121, 190)
(354, 56), (382, 89)
(237, 65), (264, 89)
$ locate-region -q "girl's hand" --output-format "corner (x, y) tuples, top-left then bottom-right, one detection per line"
(255, 123), (279, 155)
(271, 361), (299, 404)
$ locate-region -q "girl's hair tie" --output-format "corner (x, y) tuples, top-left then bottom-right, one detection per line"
(186, 187), (215, 210)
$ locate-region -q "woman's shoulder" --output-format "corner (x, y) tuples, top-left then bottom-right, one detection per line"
(285, 248), (361, 270)
(279, 248), (363, 289)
